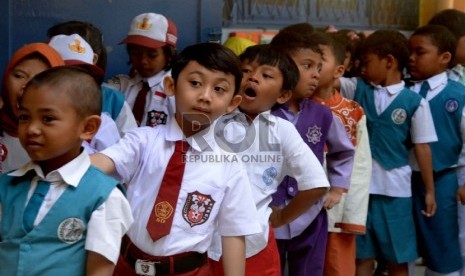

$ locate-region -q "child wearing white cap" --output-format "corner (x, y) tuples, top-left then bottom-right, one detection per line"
(47, 20), (138, 137)
(104, 12), (177, 127)
(49, 33), (121, 153)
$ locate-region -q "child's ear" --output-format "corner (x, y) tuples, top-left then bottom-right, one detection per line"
(439, 51), (452, 68)
(334, 64), (345, 79)
(225, 95), (242, 113)
(385, 54), (395, 69)
(92, 54), (99, 65)
(79, 115), (101, 141)
(163, 76), (176, 96)
(276, 90), (293, 105)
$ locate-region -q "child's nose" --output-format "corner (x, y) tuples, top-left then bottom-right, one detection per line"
(199, 88), (213, 102)
(247, 74), (259, 83)
(26, 121), (41, 135)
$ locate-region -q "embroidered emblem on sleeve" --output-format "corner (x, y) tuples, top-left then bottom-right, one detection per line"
(262, 167), (278, 186)
(182, 191), (215, 227)
(391, 108), (407, 125)
(445, 99), (459, 113)
(57, 218), (86, 244)
(306, 125), (322, 144)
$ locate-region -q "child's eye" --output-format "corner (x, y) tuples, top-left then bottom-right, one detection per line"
(263, 74), (273, 79)
(242, 68), (252, 74)
(12, 72), (26, 80)
(190, 80), (201, 87)
(42, 116), (55, 123)
(302, 64), (311, 70)
(18, 114), (29, 122)
(214, 86), (226, 93)
(148, 53), (159, 59)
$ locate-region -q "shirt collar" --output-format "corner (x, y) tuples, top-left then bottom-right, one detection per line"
(374, 81), (405, 95)
(144, 69), (171, 88)
(229, 108), (277, 126)
(8, 150), (91, 187)
(452, 64), (465, 76)
(415, 72), (448, 90)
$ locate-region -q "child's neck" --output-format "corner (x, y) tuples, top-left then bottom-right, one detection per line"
(288, 97), (304, 114)
(314, 86), (335, 100)
(177, 117), (210, 138)
(38, 147), (82, 176)
(379, 70), (402, 87)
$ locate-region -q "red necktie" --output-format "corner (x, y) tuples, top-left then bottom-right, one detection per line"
(147, 140), (189, 241)
(133, 81), (150, 126)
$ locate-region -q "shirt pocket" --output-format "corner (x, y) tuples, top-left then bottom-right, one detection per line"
(172, 180), (225, 235)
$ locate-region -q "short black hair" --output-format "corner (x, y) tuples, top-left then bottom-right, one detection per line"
(329, 30), (362, 65)
(23, 66), (102, 117)
(428, 9), (465, 40)
(47, 21), (107, 72)
(171, 43), (243, 95)
(411, 24), (457, 67)
(270, 23), (322, 56)
(358, 30), (409, 72)
(239, 44), (299, 92)
(313, 31), (347, 66)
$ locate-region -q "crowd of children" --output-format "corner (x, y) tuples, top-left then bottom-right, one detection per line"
(1, 7), (465, 276)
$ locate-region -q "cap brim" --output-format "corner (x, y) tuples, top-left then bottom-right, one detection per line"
(119, 35), (169, 48)
(64, 60), (105, 80)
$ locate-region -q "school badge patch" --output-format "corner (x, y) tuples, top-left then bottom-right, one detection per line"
(146, 110), (168, 127)
(57, 218), (85, 244)
(391, 108), (407, 125)
(445, 99), (459, 113)
(182, 191), (215, 227)
(154, 201), (174, 223)
(306, 125), (322, 144)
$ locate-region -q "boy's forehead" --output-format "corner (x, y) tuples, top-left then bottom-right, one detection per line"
(409, 34), (433, 45)
(183, 61), (235, 81)
(291, 48), (321, 60)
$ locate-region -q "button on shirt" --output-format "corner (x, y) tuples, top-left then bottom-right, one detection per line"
(5, 151), (133, 264)
(208, 110), (330, 259)
(102, 117), (261, 256)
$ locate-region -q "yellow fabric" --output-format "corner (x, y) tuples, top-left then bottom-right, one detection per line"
(223, 37), (257, 56)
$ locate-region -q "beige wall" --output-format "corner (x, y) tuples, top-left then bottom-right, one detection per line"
(419, 0), (465, 26)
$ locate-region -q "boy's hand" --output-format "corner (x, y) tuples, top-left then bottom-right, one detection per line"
(269, 206), (285, 228)
(457, 185), (465, 205)
(422, 191), (436, 217)
(323, 187), (344, 210)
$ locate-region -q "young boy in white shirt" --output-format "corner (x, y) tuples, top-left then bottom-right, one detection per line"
(208, 44), (330, 275)
(91, 43), (261, 276)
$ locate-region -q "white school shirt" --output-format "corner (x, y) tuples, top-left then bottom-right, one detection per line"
(208, 110), (330, 260)
(101, 117), (261, 256)
(105, 70), (176, 127)
(408, 72), (465, 186)
(340, 78), (437, 197)
(3, 150), (133, 264)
